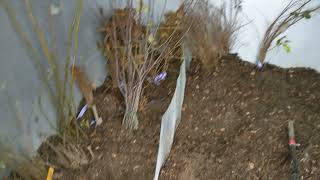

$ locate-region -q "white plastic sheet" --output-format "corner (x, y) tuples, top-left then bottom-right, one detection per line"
(154, 44), (191, 180)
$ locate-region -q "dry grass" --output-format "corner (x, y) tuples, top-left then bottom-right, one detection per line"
(186, 0), (242, 69)
(37, 135), (88, 170)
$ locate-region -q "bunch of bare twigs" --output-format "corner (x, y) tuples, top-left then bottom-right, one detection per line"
(99, 0), (194, 129)
(257, 0), (320, 65)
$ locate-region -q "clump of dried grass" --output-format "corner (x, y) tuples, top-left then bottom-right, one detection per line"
(186, 0), (242, 69)
(37, 135), (88, 170)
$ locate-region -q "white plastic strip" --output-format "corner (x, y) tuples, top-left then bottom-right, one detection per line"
(153, 45), (191, 180)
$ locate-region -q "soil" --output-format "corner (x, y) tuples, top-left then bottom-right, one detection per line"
(62, 57), (320, 180)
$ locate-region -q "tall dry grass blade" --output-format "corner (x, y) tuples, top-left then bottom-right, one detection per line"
(23, 0), (68, 133)
(63, 0), (83, 115)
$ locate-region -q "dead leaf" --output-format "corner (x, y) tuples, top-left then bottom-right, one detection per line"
(72, 66), (93, 105)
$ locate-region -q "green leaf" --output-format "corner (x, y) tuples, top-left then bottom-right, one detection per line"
(283, 44), (291, 53)
(276, 39), (282, 45)
(290, 12), (300, 17)
(305, 14), (311, 19)
(276, 36), (287, 45)
(302, 11), (311, 19)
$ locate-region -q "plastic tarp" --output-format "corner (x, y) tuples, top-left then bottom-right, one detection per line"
(154, 44), (191, 180)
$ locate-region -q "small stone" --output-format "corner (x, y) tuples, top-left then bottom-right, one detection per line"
(250, 130), (257, 134)
(204, 89), (210, 94)
(220, 128), (225, 132)
(96, 117), (103, 126)
(248, 162), (255, 170)
(196, 85), (200, 89)
(250, 71), (256, 76)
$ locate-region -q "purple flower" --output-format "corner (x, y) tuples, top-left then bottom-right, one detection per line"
(154, 72), (167, 85)
(77, 104), (88, 119)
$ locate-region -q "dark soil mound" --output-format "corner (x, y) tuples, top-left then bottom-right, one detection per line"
(65, 57), (320, 180)
(161, 58), (320, 180)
